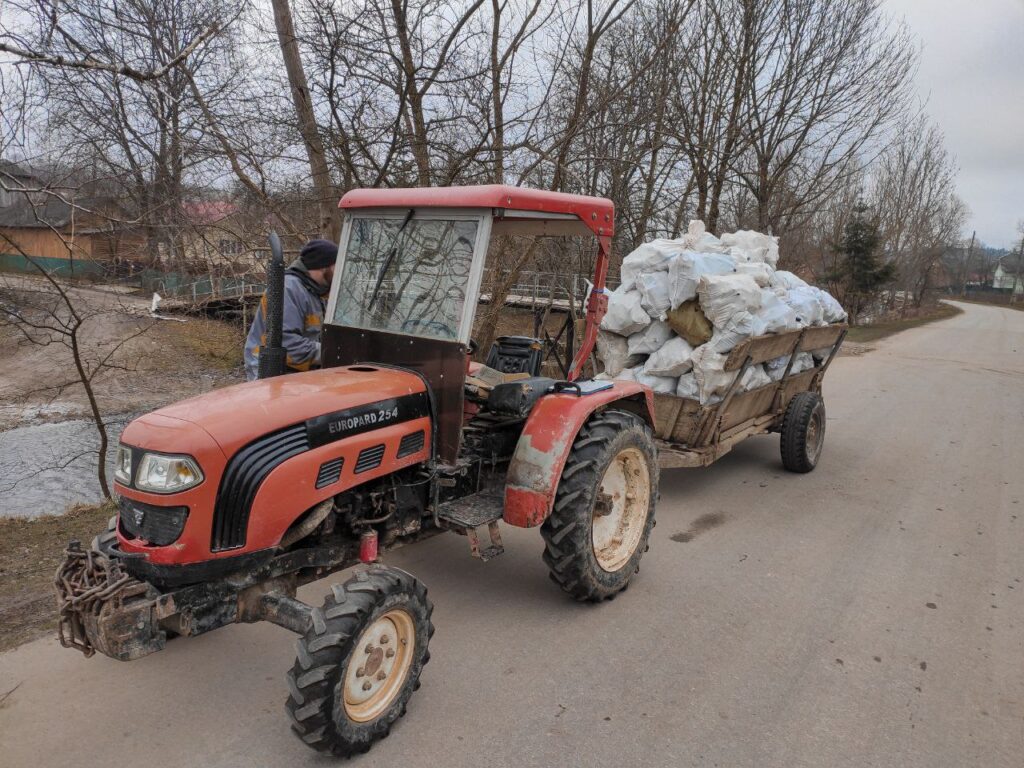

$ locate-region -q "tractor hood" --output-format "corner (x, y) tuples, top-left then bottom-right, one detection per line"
(123, 366), (428, 457)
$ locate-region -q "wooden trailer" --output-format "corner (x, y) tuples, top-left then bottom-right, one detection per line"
(655, 323), (847, 470)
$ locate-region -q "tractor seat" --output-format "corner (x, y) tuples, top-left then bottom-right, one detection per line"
(485, 336), (543, 377)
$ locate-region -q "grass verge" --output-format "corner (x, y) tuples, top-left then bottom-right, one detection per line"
(0, 501), (115, 653)
(846, 302), (963, 344)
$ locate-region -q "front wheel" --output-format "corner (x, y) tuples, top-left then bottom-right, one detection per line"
(780, 391), (826, 473)
(285, 565), (433, 757)
(541, 409), (658, 602)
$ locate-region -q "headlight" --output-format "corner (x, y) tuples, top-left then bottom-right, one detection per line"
(114, 445), (133, 485)
(135, 453), (204, 493)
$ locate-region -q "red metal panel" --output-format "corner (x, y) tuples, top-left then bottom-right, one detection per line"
(338, 184), (614, 237)
(569, 235), (612, 380)
(502, 382), (655, 528)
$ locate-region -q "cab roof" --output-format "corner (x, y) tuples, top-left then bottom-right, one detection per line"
(338, 184), (614, 237)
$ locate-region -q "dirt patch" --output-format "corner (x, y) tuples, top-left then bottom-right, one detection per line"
(846, 302), (962, 344)
(0, 279), (242, 429)
(0, 501), (114, 652)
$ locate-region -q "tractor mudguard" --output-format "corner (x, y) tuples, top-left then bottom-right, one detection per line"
(503, 381), (655, 528)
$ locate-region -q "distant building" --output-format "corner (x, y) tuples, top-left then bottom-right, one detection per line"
(992, 258), (1023, 294)
(0, 159), (141, 277)
(173, 200), (260, 273)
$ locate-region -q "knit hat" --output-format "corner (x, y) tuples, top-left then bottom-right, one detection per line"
(299, 239), (338, 270)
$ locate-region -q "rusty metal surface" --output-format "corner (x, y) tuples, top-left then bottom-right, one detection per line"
(321, 324), (466, 463)
(55, 541), (161, 660)
(503, 382), (654, 528)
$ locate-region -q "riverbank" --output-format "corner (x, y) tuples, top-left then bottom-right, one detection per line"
(0, 501), (113, 652)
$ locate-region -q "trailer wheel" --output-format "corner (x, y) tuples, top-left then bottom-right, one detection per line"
(285, 565), (433, 757)
(780, 392), (826, 473)
(541, 409), (658, 602)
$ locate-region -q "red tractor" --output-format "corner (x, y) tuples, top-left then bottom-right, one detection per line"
(56, 185), (659, 756)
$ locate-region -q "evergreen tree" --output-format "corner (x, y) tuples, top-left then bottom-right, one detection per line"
(828, 204), (897, 324)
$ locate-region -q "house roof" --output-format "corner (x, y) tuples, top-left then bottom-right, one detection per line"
(996, 258), (1022, 276)
(182, 200), (239, 225)
(0, 195), (76, 229)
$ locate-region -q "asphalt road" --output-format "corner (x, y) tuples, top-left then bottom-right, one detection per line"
(1, 300), (1021, 767)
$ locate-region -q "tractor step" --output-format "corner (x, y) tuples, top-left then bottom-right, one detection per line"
(436, 491), (505, 561)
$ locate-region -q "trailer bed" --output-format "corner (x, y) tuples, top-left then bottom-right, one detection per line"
(655, 323), (847, 468)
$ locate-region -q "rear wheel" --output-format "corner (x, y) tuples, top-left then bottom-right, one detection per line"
(780, 391), (826, 473)
(285, 565), (433, 757)
(541, 409), (658, 601)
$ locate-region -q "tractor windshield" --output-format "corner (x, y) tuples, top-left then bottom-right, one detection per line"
(332, 215), (479, 342)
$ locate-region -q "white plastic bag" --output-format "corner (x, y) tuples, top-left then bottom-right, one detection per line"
(667, 250), (737, 307)
(782, 286), (825, 327)
(614, 365), (641, 382)
(601, 286), (651, 336)
(765, 352), (815, 381)
(675, 372), (699, 400)
(735, 261), (773, 287)
(635, 271), (672, 320)
(698, 273), (763, 328)
(768, 270), (808, 291)
(740, 364), (772, 392)
(596, 330), (632, 377)
(627, 320), (673, 356)
(813, 287), (847, 323)
(619, 239), (686, 288)
(755, 288), (800, 333)
(681, 220), (730, 253)
(707, 311), (763, 353)
(720, 230), (780, 268)
(810, 347), (832, 364)
(636, 370), (678, 394)
(691, 344), (735, 404)
(643, 335), (694, 377)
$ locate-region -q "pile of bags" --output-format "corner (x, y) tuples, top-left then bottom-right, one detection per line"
(596, 221), (846, 404)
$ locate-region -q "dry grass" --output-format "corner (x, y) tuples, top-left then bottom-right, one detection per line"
(0, 501), (115, 652)
(846, 302), (963, 344)
(168, 316), (245, 370)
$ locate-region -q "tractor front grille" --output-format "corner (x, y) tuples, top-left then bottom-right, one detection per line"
(118, 497), (189, 546)
(354, 444), (386, 474)
(315, 457), (344, 489)
(211, 424), (310, 551)
(397, 429), (425, 458)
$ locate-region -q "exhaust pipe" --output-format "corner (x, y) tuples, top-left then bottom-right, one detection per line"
(258, 232), (287, 379)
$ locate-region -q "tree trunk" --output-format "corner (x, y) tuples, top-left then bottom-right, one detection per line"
(271, 0), (338, 239)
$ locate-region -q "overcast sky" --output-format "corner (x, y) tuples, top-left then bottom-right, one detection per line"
(884, 0), (1024, 249)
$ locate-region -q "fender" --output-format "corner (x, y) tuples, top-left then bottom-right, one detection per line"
(503, 381), (655, 528)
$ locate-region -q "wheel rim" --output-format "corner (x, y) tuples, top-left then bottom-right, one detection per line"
(591, 447), (651, 572)
(342, 608), (416, 723)
(806, 407), (824, 463)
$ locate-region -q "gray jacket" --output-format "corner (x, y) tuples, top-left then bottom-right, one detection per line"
(244, 259), (328, 380)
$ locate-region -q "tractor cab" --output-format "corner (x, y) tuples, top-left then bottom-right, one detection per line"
(322, 185), (616, 464)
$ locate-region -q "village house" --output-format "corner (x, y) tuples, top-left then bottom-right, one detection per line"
(0, 159), (143, 277)
(992, 256), (1023, 294)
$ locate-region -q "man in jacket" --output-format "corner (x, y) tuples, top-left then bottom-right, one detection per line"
(244, 239), (337, 380)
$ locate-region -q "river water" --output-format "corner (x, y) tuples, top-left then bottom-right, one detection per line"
(0, 415), (132, 518)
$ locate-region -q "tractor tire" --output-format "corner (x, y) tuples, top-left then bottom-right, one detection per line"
(780, 391), (826, 473)
(541, 409), (658, 602)
(285, 565), (433, 757)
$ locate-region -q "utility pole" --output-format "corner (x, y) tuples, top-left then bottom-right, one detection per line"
(1012, 234), (1024, 304)
(961, 230), (975, 297)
